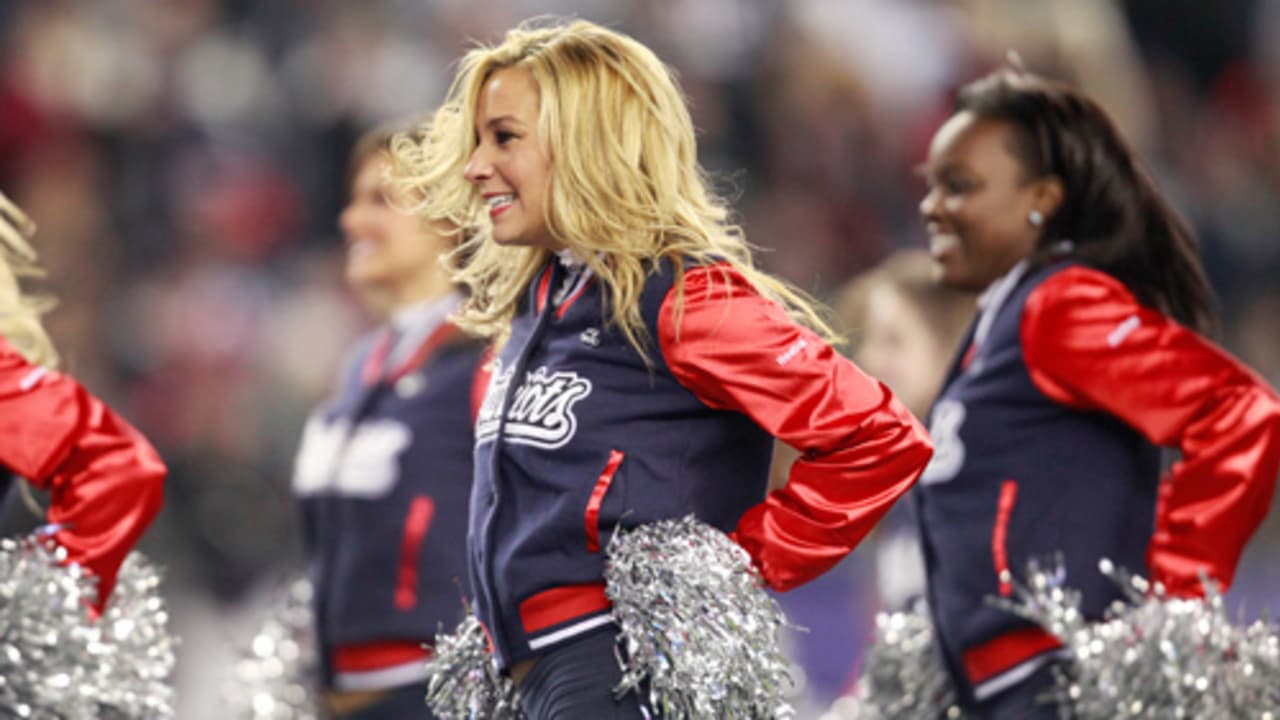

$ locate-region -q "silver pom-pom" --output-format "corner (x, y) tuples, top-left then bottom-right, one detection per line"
(826, 605), (967, 720)
(224, 578), (321, 719)
(0, 535), (175, 718)
(424, 613), (522, 719)
(91, 552), (177, 717)
(604, 515), (795, 719)
(998, 558), (1280, 719)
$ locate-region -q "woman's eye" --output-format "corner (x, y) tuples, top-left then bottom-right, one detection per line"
(495, 130), (517, 145)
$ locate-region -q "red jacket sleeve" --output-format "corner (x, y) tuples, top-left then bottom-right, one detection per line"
(1021, 266), (1280, 596)
(0, 339), (166, 611)
(659, 264), (933, 591)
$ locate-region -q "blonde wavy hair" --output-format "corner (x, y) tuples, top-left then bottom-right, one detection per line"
(0, 192), (58, 368)
(392, 18), (835, 354)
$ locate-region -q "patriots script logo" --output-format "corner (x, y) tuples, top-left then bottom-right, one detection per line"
(476, 361), (593, 449)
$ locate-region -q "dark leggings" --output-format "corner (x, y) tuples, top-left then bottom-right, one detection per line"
(518, 627), (650, 720)
(329, 683), (434, 720)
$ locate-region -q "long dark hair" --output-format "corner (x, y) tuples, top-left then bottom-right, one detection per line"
(955, 70), (1216, 335)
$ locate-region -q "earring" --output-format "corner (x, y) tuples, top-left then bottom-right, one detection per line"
(1028, 209), (1044, 228)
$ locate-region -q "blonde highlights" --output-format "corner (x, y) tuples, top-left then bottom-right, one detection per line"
(0, 193), (58, 368)
(393, 18), (834, 351)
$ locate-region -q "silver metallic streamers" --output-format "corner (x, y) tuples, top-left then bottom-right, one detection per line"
(423, 612), (522, 720)
(604, 515), (795, 719)
(225, 577), (321, 720)
(996, 558), (1280, 719)
(825, 604), (967, 720)
(0, 535), (175, 718)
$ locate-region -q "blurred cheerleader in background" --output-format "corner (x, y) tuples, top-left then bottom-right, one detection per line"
(0, 190), (170, 717)
(290, 125), (489, 719)
(0, 190), (165, 613)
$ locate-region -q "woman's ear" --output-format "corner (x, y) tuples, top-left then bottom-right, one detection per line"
(1033, 175), (1065, 220)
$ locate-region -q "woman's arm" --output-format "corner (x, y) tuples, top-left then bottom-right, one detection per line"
(0, 339), (166, 611)
(1022, 266), (1280, 595)
(659, 264), (932, 591)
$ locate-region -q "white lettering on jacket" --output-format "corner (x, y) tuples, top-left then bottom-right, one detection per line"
(292, 415), (410, 498)
(1107, 314), (1141, 347)
(18, 367), (48, 391)
(476, 361), (592, 449)
(776, 339), (808, 366)
(919, 399), (966, 485)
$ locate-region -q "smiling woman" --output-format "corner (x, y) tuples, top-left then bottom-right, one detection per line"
(463, 67), (555, 250)
(920, 111), (1062, 292)
(912, 69), (1280, 719)
(391, 17), (933, 720)
(341, 132), (458, 316)
(291, 125), (490, 720)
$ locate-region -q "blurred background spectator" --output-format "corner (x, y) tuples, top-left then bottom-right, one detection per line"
(0, 1), (1275, 716)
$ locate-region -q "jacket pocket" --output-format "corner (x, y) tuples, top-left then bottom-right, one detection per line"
(991, 480), (1018, 597)
(394, 495), (436, 610)
(584, 449), (625, 553)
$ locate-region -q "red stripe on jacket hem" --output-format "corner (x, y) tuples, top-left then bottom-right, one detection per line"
(519, 583), (611, 634)
(962, 626), (1063, 685)
(332, 641), (433, 672)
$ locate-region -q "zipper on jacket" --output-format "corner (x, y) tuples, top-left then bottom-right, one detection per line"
(479, 260), (564, 658)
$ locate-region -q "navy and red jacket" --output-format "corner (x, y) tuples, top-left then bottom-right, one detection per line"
(0, 337), (166, 612)
(469, 256), (933, 670)
(293, 307), (488, 691)
(915, 261), (1280, 703)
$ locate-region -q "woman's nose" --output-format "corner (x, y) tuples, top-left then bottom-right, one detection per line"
(464, 146), (492, 184)
(338, 204), (360, 239)
(918, 187), (941, 221)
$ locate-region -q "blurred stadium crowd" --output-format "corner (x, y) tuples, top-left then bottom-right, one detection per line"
(0, 0), (1277, 716)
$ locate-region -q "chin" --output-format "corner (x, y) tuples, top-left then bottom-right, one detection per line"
(938, 271), (984, 292)
(346, 265), (381, 286)
(495, 232), (549, 249)
(487, 222), (521, 244)
(933, 262), (963, 289)
(944, 277), (981, 292)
